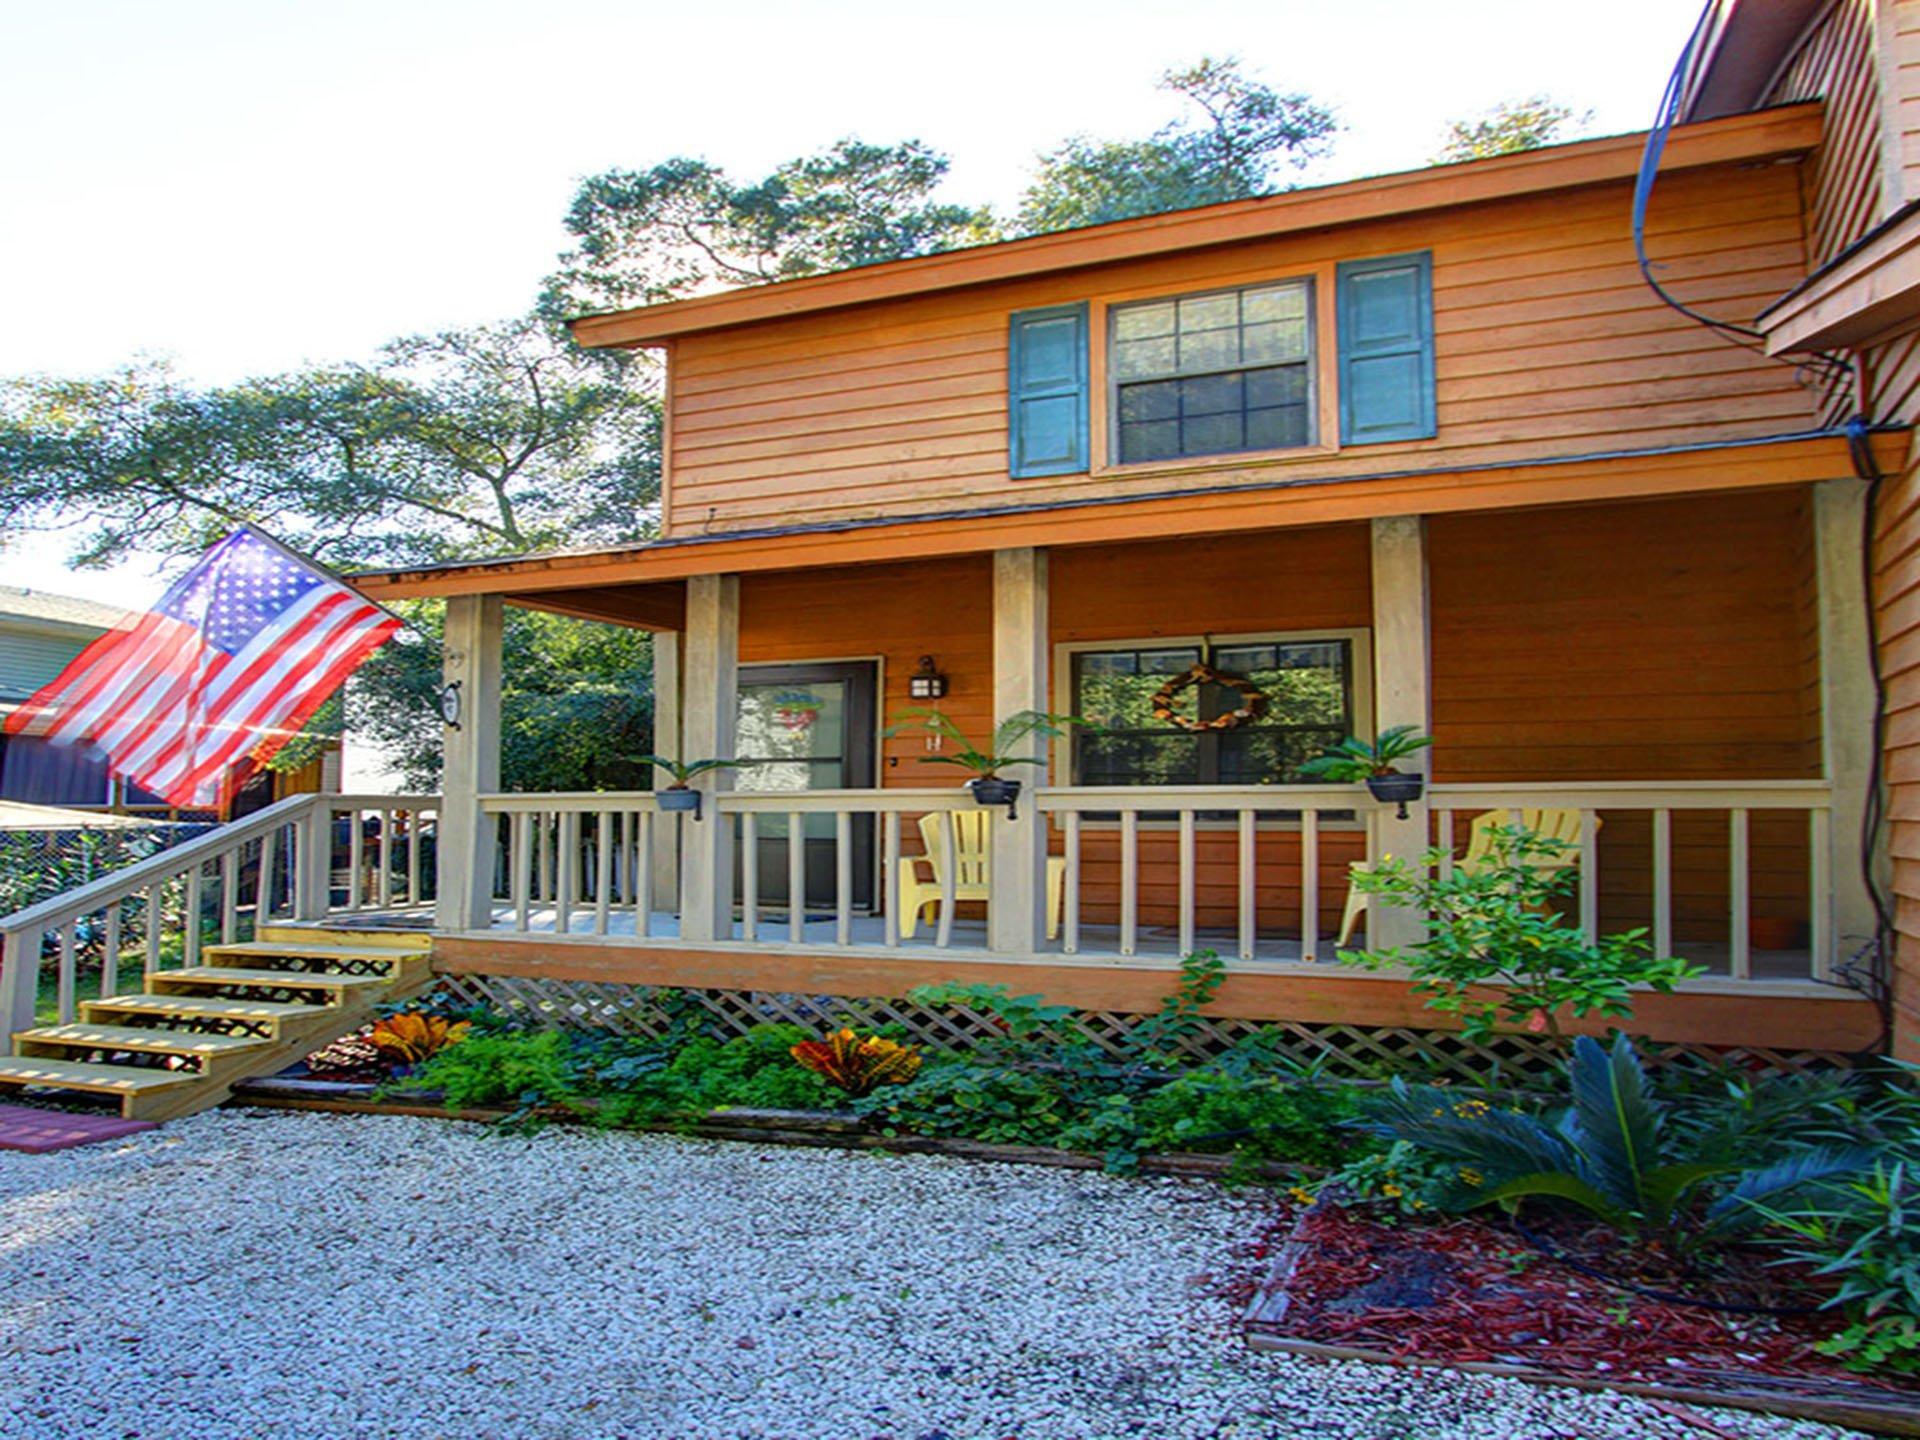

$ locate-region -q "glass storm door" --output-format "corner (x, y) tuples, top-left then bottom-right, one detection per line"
(734, 662), (878, 912)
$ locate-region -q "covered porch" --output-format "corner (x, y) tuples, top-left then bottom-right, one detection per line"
(374, 479), (1886, 1057)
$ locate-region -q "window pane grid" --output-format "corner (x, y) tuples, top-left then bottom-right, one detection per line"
(1111, 279), (1313, 464)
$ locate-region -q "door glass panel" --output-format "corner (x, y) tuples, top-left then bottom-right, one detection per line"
(736, 682), (847, 839)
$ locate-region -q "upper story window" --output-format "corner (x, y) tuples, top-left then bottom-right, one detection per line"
(1110, 280), (1314, 464)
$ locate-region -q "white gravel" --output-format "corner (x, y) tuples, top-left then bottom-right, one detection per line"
(0, 1110), (1872, 1440)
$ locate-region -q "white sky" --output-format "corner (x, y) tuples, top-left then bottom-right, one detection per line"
(0, 0), (1704, 607)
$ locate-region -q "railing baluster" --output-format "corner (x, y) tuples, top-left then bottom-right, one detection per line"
(788, 811), (805, 944)
(636, 812), (654, 938)
(1809, 806), (1832, 981)
(835, 811), (853, 947)
(1436, 808), (1455, 881)
(1177, 809), (1196, 959)
(1578, 809), (1599, 945)
(883, 811), (902, 948)
(57, 922), (77, 1023)
(1301, 808), (1319, 964)
(1119, 810), (1138, 958)
(408, 812), (423, 907)
(742, 812), (759, 942)
(1236, 809), (1256, 961)
(935, 811), (956, 950)
(556, 811), (579, 935)
(512, 812), (532, 932)
(533, 814), (549, 904)
(1062, 811), (1081, 955)
(594, 811), (613, 937)
(101, 901), (121, 1001)
(1730, 808), (1750, 980)
(220, 850), (239, 944)
(347, 813), (365, 913)
(258, 827), (278, 926)
(145, 881), (163, 974)
(1652, 808), (1673, 959)
(377, 810), (394, 908)
(184, 863), (203, 966)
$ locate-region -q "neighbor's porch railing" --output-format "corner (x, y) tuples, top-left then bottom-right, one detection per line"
(0, 793), (440, 1035)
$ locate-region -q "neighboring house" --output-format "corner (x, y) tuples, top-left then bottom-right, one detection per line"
(0, 584), (340, 816)
(0, 587), (133, 808)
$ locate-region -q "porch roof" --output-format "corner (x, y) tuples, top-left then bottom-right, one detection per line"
(347, 428), (1901, 618)
(566, 105), (1822, 349)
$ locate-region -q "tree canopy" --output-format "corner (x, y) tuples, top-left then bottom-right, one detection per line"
(1434, 95), (1589, 164)
(1015, 59), (1338, 234)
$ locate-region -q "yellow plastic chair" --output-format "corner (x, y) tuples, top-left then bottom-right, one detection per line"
(897, 810), (1067, 941)
(1335, 807), (1592, 948)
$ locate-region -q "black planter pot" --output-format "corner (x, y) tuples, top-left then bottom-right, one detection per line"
(968, 775), (1023, 818)
(1365, 771), (1425, 819)
(656, 786), (703, 819)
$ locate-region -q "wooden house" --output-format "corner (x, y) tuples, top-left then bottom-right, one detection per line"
(8, 2), (1920, 1119)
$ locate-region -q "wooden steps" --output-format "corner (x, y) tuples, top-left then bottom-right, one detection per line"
(0, 927), (435, 1123)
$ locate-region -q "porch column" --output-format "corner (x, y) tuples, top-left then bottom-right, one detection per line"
(1814, 478), (1881, 962)
(990, 547), (1051, 955)
(679, 575), (738, 943)
(435, 593), (504, 932)
(1369, 515), (1433, 951)
(649, 627), (682, 908)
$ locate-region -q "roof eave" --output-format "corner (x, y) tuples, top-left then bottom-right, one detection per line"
(566, 104), (1823, 349)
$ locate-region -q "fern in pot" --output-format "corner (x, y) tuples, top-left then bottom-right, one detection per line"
(1299, 725), (1433, 816)
(635, 755), (739, 820)
(887, 709), (1088, 818)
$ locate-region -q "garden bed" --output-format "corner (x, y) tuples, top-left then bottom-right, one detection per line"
(1243, 1199), (1920, 1437)
(229, 1073), (1314, 1182)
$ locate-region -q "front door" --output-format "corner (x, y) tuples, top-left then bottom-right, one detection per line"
(735, 662), (878, 912)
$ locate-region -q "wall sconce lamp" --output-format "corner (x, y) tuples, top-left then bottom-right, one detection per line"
(908, 655), (948, 700)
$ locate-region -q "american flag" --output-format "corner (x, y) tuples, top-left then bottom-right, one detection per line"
(3, 528), (400, 810)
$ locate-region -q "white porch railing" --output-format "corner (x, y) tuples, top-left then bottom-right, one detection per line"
(477, 792), (666, 937)
(0, 793), (439, 1036)
(1428, 780), (1838, 982)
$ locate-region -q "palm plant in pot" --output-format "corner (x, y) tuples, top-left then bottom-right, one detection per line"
(1299, 724), (1433, 817)
(635, 755), (739, 820)
(887, 709), (1088, 818)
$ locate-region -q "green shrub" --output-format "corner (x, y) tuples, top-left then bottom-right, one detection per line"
(1130, 1072), (1363, 1166)
(396, 1029), (581, 1111)
(1340, 825), (1698, 1040)
(854, 1060), (1077, 1147)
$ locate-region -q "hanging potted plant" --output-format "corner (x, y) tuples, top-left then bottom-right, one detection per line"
(635, 755), (740, 820)
(1299, 725), (1433, 817)
(887, 710), (1089, 818)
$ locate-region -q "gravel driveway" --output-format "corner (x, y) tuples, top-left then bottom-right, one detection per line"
(0, 1111), (1869, 1440)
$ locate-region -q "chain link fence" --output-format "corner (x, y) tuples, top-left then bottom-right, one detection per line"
(0, 821), (218, 922)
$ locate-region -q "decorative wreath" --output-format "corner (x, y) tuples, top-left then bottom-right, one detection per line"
(1150, 663), (1269, 733)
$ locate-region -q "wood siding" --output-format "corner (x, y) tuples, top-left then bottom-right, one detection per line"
(1431, 490), (1824, 945)
(664, 162), (1819, 536)
(1770, 0), (1887, 267)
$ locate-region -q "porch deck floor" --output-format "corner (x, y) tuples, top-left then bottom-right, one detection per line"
(337, 905), (1816, 982)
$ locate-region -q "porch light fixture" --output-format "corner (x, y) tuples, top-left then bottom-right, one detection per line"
(438, 680), (463, 730)
(908, 655), (948, 700)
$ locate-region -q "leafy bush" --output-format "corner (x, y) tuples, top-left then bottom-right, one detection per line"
(1340, 826), (1698, 1040)
(1311, 1139), (1459, 1220)
(396, 1029), (580, 1111)
(1130, 1071), (1362, 1166)
(1761, 1161), (1920, 1376)
(855, 1060), (1078, 1147)
(790, 1029), (923, 1096)
(592, 1024), (842, 1123)
(1368, 1034), (1873, 1251)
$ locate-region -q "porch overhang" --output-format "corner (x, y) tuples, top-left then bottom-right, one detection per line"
(349, 429), (1905, 606)
(1759, 200), (1920, 354)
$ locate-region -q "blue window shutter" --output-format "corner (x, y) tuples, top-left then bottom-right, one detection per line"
(1336, 252), (1436, 445)
(1008, 303), (1089, 477)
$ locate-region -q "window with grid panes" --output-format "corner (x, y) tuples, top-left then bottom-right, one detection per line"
(1110, 280), (1313, 464)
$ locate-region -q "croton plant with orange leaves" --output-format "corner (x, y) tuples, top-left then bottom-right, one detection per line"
(370, 1012), (472, 1064)
(789, 1029), (921, 1097)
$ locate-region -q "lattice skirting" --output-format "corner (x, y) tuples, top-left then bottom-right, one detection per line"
(427, 974), (1857, 1083)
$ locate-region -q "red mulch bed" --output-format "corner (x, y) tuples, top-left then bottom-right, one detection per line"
(1250, 1202), (1920, 1401)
